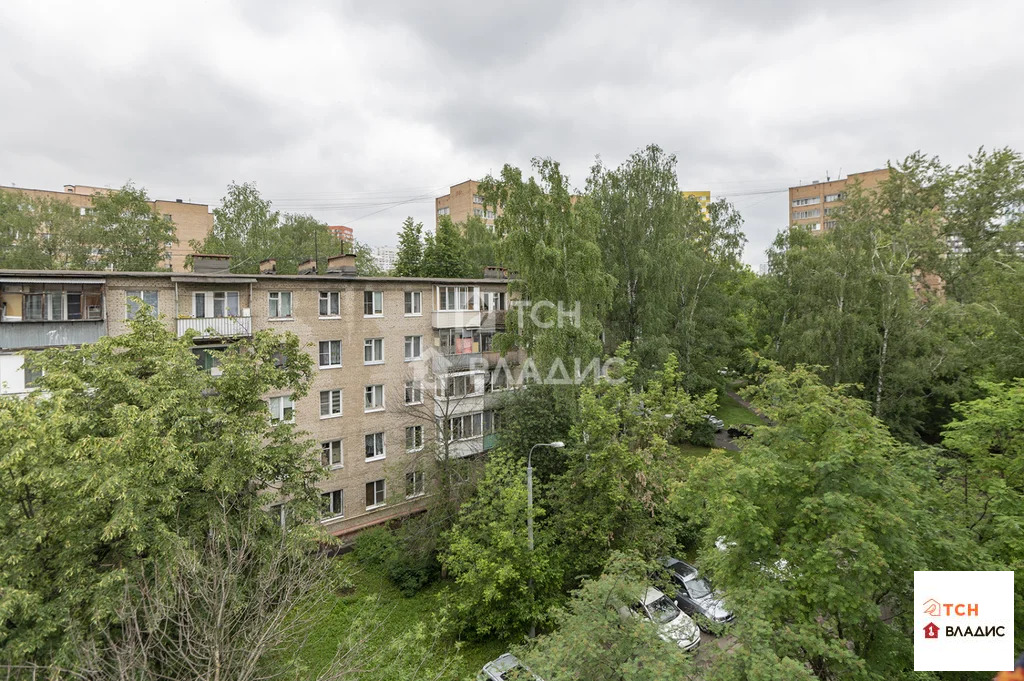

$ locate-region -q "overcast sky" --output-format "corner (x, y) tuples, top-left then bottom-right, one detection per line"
(2, 0), (1023, 267)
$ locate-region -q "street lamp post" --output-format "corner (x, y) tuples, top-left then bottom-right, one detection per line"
(527, 440), (564, 638)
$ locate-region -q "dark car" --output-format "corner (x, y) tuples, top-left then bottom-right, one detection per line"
(659, 557), (734, 629)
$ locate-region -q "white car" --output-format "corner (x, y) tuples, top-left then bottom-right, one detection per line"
(619, 586), (701, 652)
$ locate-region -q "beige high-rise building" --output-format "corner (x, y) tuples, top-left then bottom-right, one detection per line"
(788, 169), (890, 233)
(0, 183), (214, 271)
(681, 190), (711, 221)
(0, 255), (514, 537)
(435, 180), (499, 230)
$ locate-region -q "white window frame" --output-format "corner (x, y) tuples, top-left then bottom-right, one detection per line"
(319, 291), (340, 318)
(125, 290), (159, 319)
(404, 291), (422, 316)
(363, 338), (384, 364)
(405, 425), (424, 452)
(320, 389), (343, 419)
(365, 433), (386, 462)
(322, 439), (344, 469)
(365, 479), (386, 509)
(437, 285), (477, 312)
(268, 291), (292, 319)
(268, 395), (295, 423)
(194, 291), (240, 318)
(404, 380), (423, 405)
(405, 470), (425, 499)
(364, 384), (385, 412)
(363, 290), (383, 317)
(318, 340), (342, 369)
(404, 335), (422, 361)
(321, 489), (344, 520)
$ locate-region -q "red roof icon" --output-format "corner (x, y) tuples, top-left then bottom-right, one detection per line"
(924, 622), (939, 639)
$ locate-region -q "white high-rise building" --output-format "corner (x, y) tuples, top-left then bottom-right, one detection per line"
(372, 246), (398, 272)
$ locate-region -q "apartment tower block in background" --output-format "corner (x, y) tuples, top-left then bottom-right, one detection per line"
(788, 168), (890, 233)
(435, 180), (499, 230)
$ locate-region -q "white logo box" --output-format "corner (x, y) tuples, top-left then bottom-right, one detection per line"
(914, 570), (1015, 672)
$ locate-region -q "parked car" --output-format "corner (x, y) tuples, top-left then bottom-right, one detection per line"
(704, 414), (725, 431)
(715, 535), (791, 581)
(617, 586), (701, 652)
(659, 557), (733, 629)
(478, 653), (543, 680)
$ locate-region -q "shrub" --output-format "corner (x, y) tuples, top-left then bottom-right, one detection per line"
(686, 418), (717, 447)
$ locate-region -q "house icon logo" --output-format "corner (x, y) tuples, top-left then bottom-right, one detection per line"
(923, 622), (940, 639)
(923, 598), (942, 616)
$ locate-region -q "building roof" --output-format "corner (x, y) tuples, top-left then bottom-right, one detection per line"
(0, 269), (508, 286)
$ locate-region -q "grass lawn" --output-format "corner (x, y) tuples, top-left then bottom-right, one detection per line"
(715, 393), (760, 428)
(297, 553), (506, 680)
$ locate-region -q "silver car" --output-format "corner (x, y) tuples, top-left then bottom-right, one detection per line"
(618, 586), (701, 652)
(478, 653), (542, 680)
(660, 557), (734, 629)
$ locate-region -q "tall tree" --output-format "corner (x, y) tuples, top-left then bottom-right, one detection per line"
(392, 216), (424, 277)
(0, 312), (322, 665)
(88, 182), (178, 271)
(462, 214), (499, 275)
(420, 216), (471, 278)
(679, 360), (981, 681)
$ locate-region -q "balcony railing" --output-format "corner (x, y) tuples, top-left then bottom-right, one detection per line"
(432, 309), (482, 329)
(177, 315), (252, 339)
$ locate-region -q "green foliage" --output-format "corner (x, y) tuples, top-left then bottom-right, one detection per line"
(392, 216), (425, 277)
(494, 384), (575, 477)
(686, 416), (716, 447)
(195, 181), (346, 273)
(440, 451), (563, 639)
(942, 379), (1024, 656)
(352, 525), (439, 596)
(0, 184), (175, 272)
(518, 552), (695, 681)
(678, 360), (981, 680)
(88, 182), (178, 271)
(548, 349), (716, 578)
(481, 159), (612, 374)
(463, 214), (501, 275)
(421, 216), (472, 278)
(0, 312), (323, 664)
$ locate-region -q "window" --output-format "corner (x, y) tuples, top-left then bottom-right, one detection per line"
(125, 290), (159, 319)
(405, 471), (425, 498)
(824, 220), (837, 230)
(365, 479), (386, 509)
(194, 292), (206, 318)
(473, 194), (484, 204)
(214, 291), (240, 317)
(404, 335), (422, 361)
(444, 373), (478, 398)
(437, 206), (450, 216)
(438, 286), (476, 311)
(319, 340), (342, 368)
(321, 489), (344, 519)
(405, 380), (422, 405)
(406, 425), (423, 451)
(268, 395), (295, 423)
(792, 209), (821, 219)
(825, 192), (845, 202)
(791, 196), (821, 207)
(192, 346), (224, 375)
(320, 389), (342, 418)
(363, 290), (383, 316)
(322, 439), (343, 468)
(24, 364), (43, 389)
(364, 384), (384, 411)
(473, 208), (483, 217)
(363, 338), (384, 364)
(484, 210), (495, 220)
(268, 291), (292, 318)
(481, 291), (507, 311)
(447, 410), (499, 442)
(404, 291), (422, 315)
(809, 223), (823, 231)
(365, 433), (386, 461)
(319, 291), (340, 317)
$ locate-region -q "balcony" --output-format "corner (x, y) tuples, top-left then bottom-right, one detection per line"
(432, 309), (482, 329)
(0, 320), (105, 350)
(480, 310), (507, 329)
(177, 315), (252, 339)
